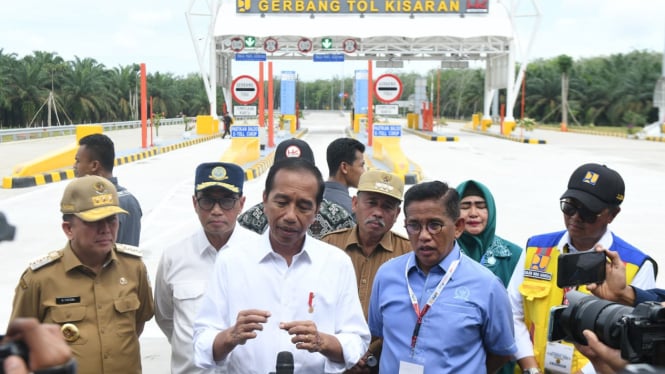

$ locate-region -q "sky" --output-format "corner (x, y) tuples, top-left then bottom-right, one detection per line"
(1, 0), (664, 81)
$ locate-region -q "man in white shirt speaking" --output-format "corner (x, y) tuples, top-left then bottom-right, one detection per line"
(193, 157), (370, 373)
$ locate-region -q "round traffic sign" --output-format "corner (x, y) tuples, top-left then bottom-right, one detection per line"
(264, 37), (279, 53)
(231, 75), (259, 104)
(297, 38), (312, 53)
(230, 37), (244, 52)
(343, 38), (358, 53)
(374, 74), (403, 103)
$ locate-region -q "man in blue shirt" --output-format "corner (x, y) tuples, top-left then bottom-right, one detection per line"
(368, 180), (516, 373)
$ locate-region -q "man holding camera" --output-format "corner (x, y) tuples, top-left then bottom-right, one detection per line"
(507, 163), (657, 374)
(569, 248), (665, 374)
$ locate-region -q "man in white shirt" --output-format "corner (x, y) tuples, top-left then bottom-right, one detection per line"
(193, 158), (370, 373)
(154, 162), (256, 374)
(508, 163), (656, 374)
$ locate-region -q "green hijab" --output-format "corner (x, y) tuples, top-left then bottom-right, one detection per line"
(455, 180), (521, 287)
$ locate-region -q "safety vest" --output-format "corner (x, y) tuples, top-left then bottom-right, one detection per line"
(518, 231), (653, 373)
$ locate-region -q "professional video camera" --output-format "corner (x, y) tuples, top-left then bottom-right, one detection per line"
(0, 212), (15, 243)
(0, 211), (28, 374)
(549, 291), (665, 366)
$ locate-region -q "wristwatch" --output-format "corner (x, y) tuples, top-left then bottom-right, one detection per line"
(523, 368), (541, 374)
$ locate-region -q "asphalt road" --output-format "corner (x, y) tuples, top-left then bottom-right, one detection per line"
(1, 111), (664, 372)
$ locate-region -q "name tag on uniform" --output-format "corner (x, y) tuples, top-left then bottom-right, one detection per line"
(399, 361), (424, 374)
(545, 341), (574, 373)
(56, 296), (80, 305)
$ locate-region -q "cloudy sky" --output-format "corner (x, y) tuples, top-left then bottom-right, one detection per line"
(1, 0), (663, 81)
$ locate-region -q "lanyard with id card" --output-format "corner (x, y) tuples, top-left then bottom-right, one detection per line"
(400, 256), (460, 373)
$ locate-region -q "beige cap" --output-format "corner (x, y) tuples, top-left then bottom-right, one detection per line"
(357, 170), (404, 201)
(60, 175), (128, 222)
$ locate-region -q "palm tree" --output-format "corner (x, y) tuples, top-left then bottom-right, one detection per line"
(109, 64), (140, 121)
(556, 55), (573, 130)
(61, 56), (114, 123)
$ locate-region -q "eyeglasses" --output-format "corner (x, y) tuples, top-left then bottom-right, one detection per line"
(197, 196), (238, 211)
(405, 221), (444, 236)
(560, 199), (601, 223)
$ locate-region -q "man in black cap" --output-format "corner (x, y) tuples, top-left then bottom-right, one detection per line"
(507, 163), (657, 374)
(237, 138), (355, 238)
(154, 162), (256, 374)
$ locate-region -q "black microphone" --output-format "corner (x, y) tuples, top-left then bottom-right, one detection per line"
(275, 351), (294, 374)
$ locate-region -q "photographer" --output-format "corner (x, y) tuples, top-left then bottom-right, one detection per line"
(587, 247), (665, 307)
(2, 318), (74, 374)
(1, 214), (75, 373)
(572, 247), (665, 374)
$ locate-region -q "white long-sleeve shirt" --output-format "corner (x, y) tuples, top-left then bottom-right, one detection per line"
(507, 229), (656, 374)
(154, 225), (256, 374)
(193, 231), (370, 373)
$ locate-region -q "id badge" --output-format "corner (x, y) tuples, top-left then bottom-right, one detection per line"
(544, 341), (574, 373)
(399, 361), (424, 374)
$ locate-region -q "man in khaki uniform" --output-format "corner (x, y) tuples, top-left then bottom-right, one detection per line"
(321, 170), (411, 372)
(10, 175), (154, 374)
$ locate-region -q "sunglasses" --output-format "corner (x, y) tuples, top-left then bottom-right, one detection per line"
(560, 199), (602, 223)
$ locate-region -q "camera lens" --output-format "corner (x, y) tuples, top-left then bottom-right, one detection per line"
(561, 291), (632, 348)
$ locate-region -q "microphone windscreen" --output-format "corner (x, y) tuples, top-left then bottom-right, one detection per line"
(275, 351), (294, 374)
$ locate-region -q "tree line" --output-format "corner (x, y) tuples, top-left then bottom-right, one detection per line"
(0, 49), (661, 128)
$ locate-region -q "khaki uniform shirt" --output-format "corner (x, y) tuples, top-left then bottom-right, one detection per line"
(11, 242), (154, 374)
(321, 227), (412, 318)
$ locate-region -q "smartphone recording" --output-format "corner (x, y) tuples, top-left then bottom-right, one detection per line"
(557, 251), (606, 288)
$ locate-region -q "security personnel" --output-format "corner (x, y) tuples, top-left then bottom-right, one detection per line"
(321, 169), (412, 373)
(10, 175), (154, 374)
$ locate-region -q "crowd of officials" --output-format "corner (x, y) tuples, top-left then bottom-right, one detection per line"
(2, 133), (660, 374)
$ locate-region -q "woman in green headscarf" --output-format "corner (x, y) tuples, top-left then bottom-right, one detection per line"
(457, 180), (522, 374)
(456, 180), (522, 287)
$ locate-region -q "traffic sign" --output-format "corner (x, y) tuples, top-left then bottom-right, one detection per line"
(264, 37), (279, 53)
(230, 37), (244, 52)
(297, 38), (312, 53)
(244, 36), (256, 48)
(235, 53), (267, 61)
(374, 74), (403, 104)
(230, 125), (259, 138)
(231, 75), (259, 104)
(342, 39), (358, 53)
(321, 38), (333, 50)
(373, 124), (402, 137)
(233, 106), (257, 117)
(313, 54), (344, 62)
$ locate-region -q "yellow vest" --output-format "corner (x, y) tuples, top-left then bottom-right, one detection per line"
(518, 245), (640, 373)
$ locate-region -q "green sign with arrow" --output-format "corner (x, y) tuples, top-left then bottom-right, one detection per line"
(321, 38), (333, 50)
(245, 36), (256, 48)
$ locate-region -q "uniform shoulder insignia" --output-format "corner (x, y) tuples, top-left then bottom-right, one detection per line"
(29, 251), (63, 271)
(323, 227), (352, 237)
(115, 243), (143, 257)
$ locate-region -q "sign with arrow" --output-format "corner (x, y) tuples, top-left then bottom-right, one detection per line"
(321, 38), (333, 50)
(244, 36), (256, 48)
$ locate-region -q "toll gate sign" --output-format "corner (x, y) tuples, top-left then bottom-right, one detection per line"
(231, 75), (259, 104)
(374, 74), (403, 103)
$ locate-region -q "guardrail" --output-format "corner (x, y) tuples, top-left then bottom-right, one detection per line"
(0, 118), (187, 143)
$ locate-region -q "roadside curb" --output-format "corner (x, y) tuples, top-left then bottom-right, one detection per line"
(402, 127), (459, 142)
(2, 134), (220, 189)
(243, 129), (309, 181)
(461, 127), (547, 144)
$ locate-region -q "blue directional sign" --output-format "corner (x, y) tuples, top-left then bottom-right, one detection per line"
(313, 54), (345, 62)
(373, 125), (402, 137)
(235, 53), (267, 61)
(231, 125), (260, 138)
